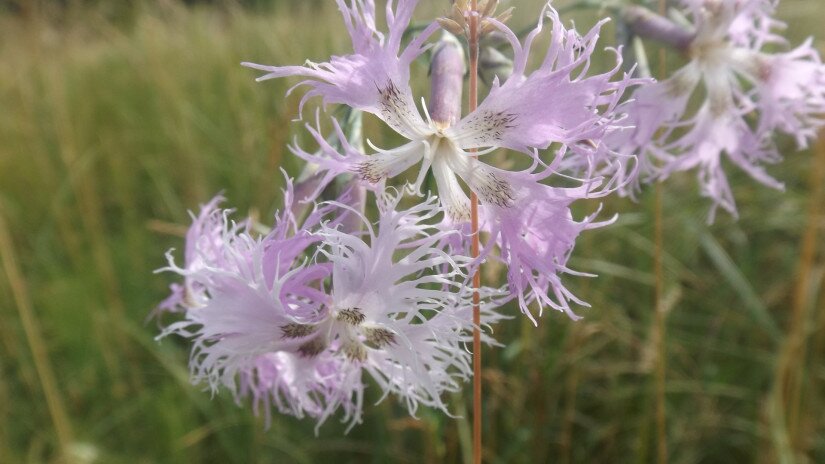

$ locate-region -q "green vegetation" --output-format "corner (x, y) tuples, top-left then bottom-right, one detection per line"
(0, 1), (823, 462)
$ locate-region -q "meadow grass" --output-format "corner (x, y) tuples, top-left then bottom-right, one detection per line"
(1, 1), (824, 462)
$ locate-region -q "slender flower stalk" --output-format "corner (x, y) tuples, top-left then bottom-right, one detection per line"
(466, 2), (483, 461)
(427, 11), (484, 458)
(422, 18), (485, 456)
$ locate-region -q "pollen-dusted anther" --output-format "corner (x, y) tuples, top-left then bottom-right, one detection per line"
(336, 307), (367, 325)
(342, 340), (368, 362)
(280, 322), (317, 339)
(297, 336), (327, 358)
(576, 139), (599, 150)
(364, 327), (398, 348)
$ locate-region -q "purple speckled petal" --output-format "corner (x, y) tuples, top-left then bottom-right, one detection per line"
(242, 0), (438, 140)
(448, 7), (640, 154)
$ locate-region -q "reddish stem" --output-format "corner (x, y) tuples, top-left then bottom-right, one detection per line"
(468, 1), (482, 463)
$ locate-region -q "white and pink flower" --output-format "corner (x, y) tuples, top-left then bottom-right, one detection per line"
(245, 0), (641, 318)
(619, 0), (825, 220)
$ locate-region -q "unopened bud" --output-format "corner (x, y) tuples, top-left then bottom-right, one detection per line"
(437, 17), (465, 36)
(623, 5), (695, 51)
(481, 0), (498, 18)
(479, 46), (513, 85)
(481, 30), (509, 48)
(429, 32), (466, 126)
(480, 6), (512, 36)
(440, 0), (512, 39)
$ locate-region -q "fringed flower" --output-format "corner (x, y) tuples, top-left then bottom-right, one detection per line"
(619, 0), (825, 220)
(301, 190), (505, 425)
(155, 196), (250, 314)
(158, 185), (503, 431)
(477, 167), (617, 323)
(157, 180), (350, 429)
(247, 1), (639, 319)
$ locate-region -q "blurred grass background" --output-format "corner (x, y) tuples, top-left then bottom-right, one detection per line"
(1, 0), (824, 462)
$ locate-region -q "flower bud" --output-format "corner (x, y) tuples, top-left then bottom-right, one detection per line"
(479, 46), (513, 85)
(441, 0), (512, 39)
(623, 5), (695, 51)
(428, 32), (466, 127)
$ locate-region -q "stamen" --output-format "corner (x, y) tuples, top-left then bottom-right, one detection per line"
(297, 336), (327, 358)
(421, 97), (434, 128)
(364, 327), (397, 348)
(280, 323), (317, 339)
(336, 307), (367, 325)
(366, 138), (397, 154)
(342, 340), (368, 362)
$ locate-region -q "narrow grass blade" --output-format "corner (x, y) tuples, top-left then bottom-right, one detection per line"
(698, 231), (781, 341)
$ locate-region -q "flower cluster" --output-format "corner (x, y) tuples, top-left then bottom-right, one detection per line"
(618, 0), (825, 220)
(155, 0), (822, 430)
(245, 1), (641, 319)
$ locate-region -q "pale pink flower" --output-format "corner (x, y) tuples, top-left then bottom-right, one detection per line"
(158, 184), (503, 430)
(155, 196), (250, 314)
(618, 0), (825, 220)
(245, 0), (639, 318)
(157, 180), (344, 427)
(307, 191), (505, 422)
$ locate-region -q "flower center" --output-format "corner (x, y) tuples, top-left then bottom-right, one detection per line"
(278, 306), (398, 361)
(429, 134), (516, 210)
(690, 39), (730, 69)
